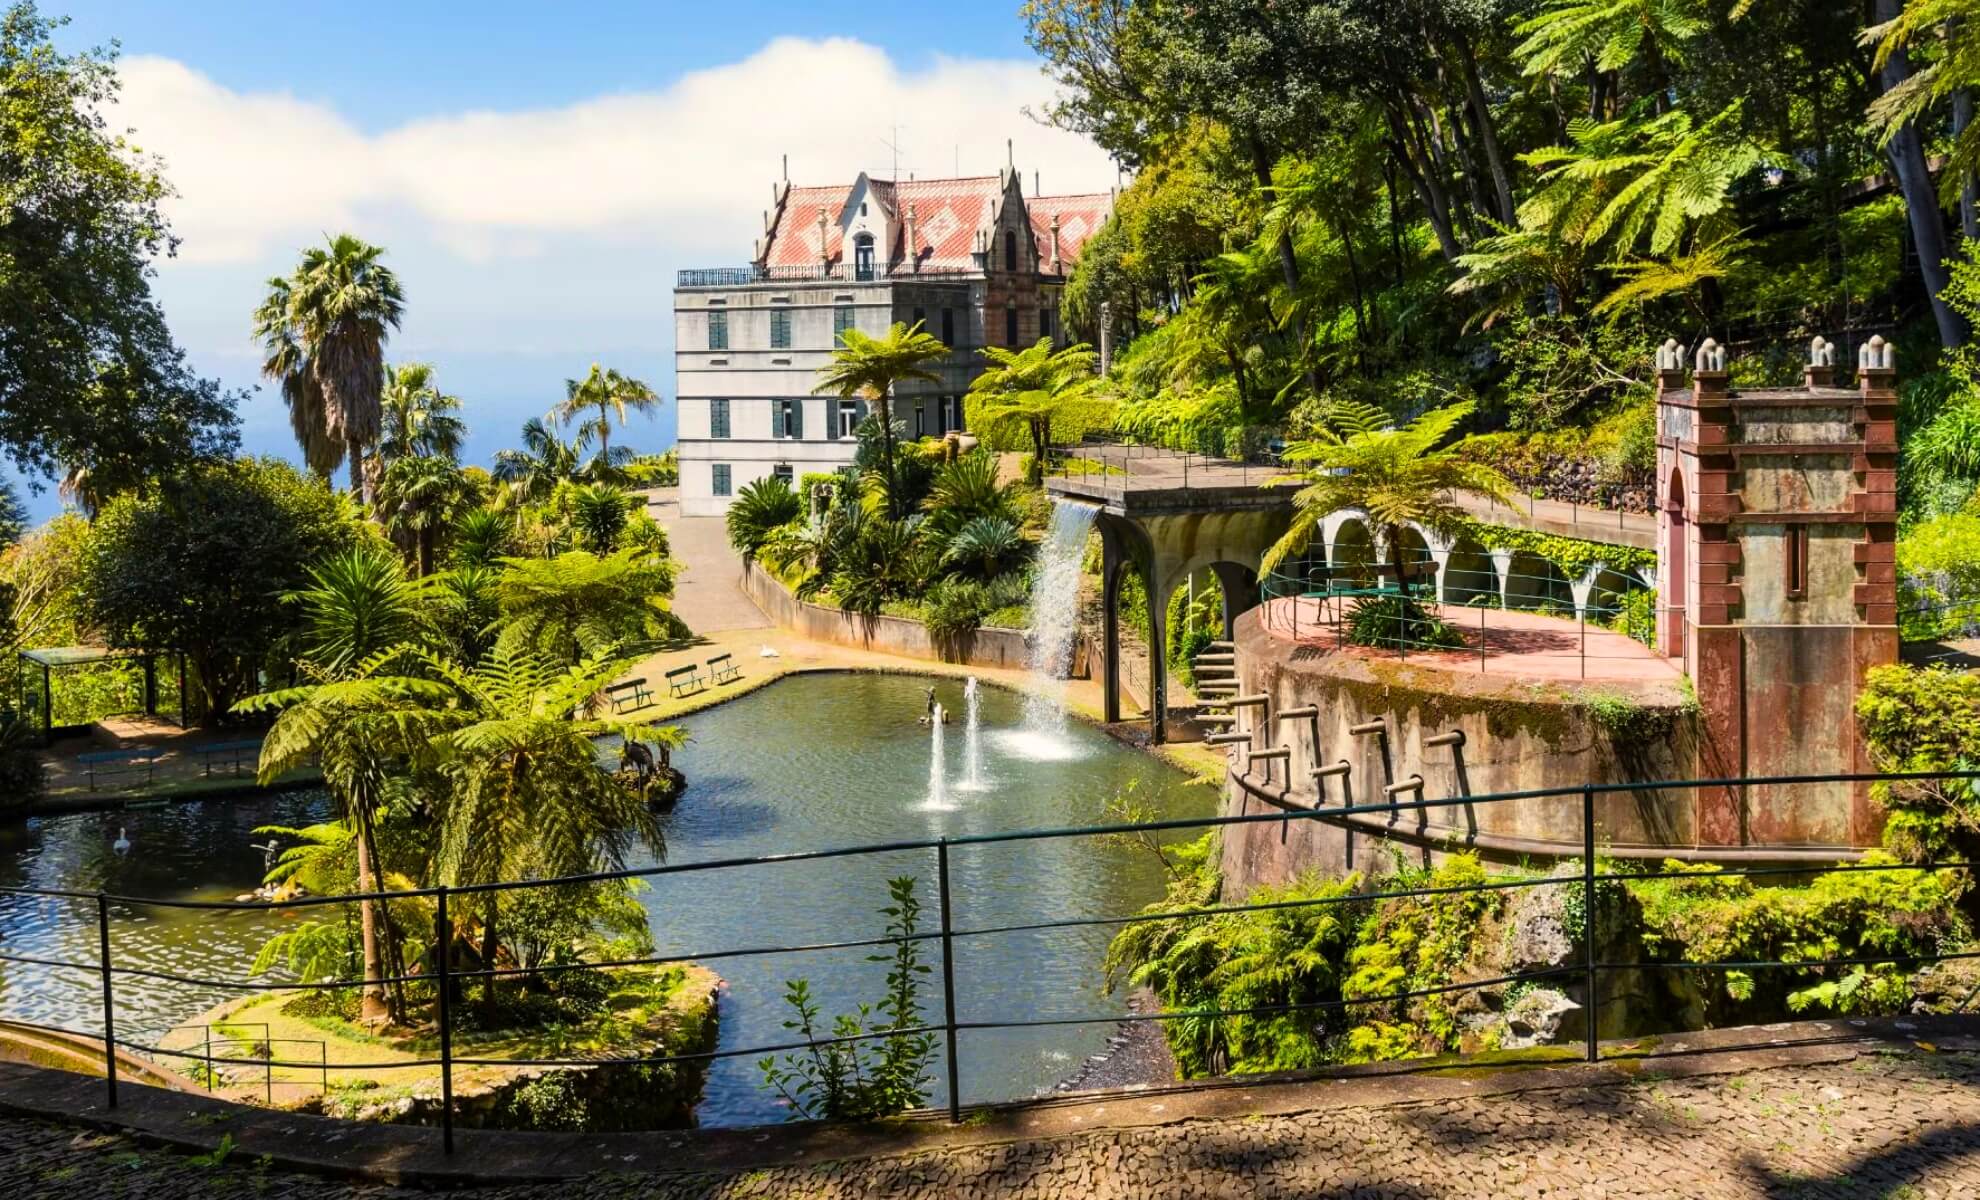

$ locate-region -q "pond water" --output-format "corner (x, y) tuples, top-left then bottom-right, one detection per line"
(0, 672), (1215, 1127)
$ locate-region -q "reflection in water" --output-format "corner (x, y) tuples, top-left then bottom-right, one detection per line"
(0, 674), (1214, 1127)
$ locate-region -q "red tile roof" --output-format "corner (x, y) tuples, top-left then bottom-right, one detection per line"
(1027, 193), (1113, 276)
(757, 174), (1111, 277)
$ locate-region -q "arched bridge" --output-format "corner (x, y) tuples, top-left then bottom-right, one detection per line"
(1047, 450), (1657, 743)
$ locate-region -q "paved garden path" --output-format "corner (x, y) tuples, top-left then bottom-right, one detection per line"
(9, 1036), (1980, 1197)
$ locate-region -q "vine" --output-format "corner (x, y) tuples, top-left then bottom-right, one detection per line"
(1451, 518), (1656, 575)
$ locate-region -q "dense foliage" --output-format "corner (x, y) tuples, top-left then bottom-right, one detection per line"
(0, 4), (240, 504)
(76, 458), (373, 719)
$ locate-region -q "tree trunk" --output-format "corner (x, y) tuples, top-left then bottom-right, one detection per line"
(479, 911), (500, 1023)
(354, 806), (389, 1024)
(1386, 104), (1464, 263)
(1245, 134), (1323, 399)
(876, 391), (900, 518)
(1875, 0), (1966, 348)
(417, 525), (434, 578)
(1029, 416), (1048, 484)
(596, 403), (611, 466)
(1454, 33), (1516, 224)
(1957, 92), (1979, 241)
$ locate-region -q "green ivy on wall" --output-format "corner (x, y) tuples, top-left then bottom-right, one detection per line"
(1451, 518), (1657, 576)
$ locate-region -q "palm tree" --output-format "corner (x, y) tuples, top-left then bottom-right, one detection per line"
(240, 553), (446, 1024)
(417, 646), (679, 1018)
(968, 338), (1106, 483)
(726, 475), (803, 559)
(1261, 400), (1518, 595)
(552, 364), (660, 464)
(491, 417), (627, 509)
(815, 322), (949, 517)
(377, 363), (466, 465)
(253, 235), (406, 502)
(377, 455), (473, 576)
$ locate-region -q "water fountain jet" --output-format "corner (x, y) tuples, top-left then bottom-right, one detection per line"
(1003, 500), (1099, 762)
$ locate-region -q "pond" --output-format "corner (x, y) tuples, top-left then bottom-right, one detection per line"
(0, 672), (1216, 1127)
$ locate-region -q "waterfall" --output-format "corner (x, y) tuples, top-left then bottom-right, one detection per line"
(1008, 499), (1098, 760)
(960, 677), (985, 791)
(924, 703), (950, 810)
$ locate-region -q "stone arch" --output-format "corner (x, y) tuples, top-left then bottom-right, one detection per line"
(1329, 519), (1377, 586)
(1504, 551), (1574, 613)
(1587, 567), (1647, 620)
(1443, 535), (1499, 606)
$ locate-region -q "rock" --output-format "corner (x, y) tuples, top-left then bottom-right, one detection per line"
(1909, 958), (1980, 1014)
(1500, 989), (1580, 1048)
(1504, 867), (1579, 972)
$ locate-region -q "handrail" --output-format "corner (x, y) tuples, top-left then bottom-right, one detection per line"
(2, 767), (1973, 1150)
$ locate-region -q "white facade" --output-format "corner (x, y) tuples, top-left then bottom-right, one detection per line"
(673, 280), (978, 516)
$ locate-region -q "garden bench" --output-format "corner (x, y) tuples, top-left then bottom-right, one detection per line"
(604, 677), (653, 713)
(196, 739), (262, 778)
(707, 653), (741, 685)
(665, 664), (705, 698)
(76, 747), (166, 791)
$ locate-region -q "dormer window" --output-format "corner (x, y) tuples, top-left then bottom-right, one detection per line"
(854, 233), (875, 281)
(860, 201), (868, 216)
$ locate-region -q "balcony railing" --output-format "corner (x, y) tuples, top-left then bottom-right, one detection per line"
(676, 262), (981, 288)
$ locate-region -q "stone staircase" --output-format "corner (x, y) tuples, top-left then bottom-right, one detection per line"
(1190, 641), (1239, 734)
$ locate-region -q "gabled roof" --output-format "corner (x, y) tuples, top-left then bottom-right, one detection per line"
(757, 172), (1112, 277)
(1027, 193), (1113, 276)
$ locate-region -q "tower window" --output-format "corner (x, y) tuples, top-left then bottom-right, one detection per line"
(769, 307), (791, 349)
(834, 303), (855, 343)
(709, 399), (730, 439)
(1004, 229), (1018, 271)
(941, 307), (955, 345)
(712, 464), (732, 497)
(708, 310), (728, 350)
(1005, 305), (1018, 346)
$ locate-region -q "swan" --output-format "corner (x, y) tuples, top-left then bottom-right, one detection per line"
(111, 826), (130, 855)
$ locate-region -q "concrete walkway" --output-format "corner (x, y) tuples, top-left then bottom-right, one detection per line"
(6, 1017), (1980, 1196)
(645, 487), (772, 634)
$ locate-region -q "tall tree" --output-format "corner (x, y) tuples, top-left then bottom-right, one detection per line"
(551, 364), (660, 464)
(814, 322), (949, 518)
(0, 3), (239, 498)
(1868, 0), (1967, 348)
(253, 235), (407, 500)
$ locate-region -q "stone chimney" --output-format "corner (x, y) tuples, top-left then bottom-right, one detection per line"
(1653, 337), (1688, 397)
(816, 209), (830, 273)
(904, 203), (919, 274)
(1050, 212), (1063, 275)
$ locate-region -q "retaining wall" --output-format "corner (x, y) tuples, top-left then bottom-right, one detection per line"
(1218, 606), (1709, 897)
(743, 560), (1033, 670)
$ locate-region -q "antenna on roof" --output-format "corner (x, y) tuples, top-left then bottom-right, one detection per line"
(879, 125), (907, 182)
(1007, 138), (1013, 168)
(1035, 170), (1040, 196)
(782, 153), (788, 182)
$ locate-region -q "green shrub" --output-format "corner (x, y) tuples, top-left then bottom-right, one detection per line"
(1344, 595), (1465, 650)
(1856, 664), (1980, 862)
(758, 877), (936, 1120)
(1897, 513), (1980, 639)
(923, 578), (991, 642)
(725, 476), (803, 560)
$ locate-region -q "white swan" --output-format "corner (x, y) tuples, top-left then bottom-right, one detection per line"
(111, 826), (130, 855)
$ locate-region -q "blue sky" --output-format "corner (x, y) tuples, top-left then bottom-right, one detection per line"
(21, 2), (1114, 520)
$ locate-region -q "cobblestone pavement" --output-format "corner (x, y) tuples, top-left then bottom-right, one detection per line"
(8, 1050), (1980, 1198)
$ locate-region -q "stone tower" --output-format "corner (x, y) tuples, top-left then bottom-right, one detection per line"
(1653, 335), (1899, 847)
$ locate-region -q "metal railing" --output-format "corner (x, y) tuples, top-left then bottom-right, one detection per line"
(2, 768), (1974, 1152)
(676, 263), (979, 288)
(1041, 441), (1289, 500)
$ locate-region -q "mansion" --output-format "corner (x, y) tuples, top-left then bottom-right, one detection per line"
(671, 166), (1111, 514)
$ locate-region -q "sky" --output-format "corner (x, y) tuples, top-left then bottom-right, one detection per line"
(20, 1), (1120, 520)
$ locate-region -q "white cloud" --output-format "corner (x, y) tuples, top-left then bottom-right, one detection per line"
(118, 38), (1118, 267)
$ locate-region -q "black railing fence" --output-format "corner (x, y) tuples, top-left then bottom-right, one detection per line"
(1, 769), (1975, 1153)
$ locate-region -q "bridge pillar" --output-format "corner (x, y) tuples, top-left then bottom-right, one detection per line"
(1209, 561), (1260, 640)
(1101, 537), (1125, 725)
(1145, 559), (1170, 744)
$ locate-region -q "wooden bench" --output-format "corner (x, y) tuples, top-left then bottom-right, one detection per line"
(604, 677), (653, 713)
(76, 747), (166, 791)
(707, 653), (741, 685)
(195, 739), (262, 778)
(665, 664), (705, 698)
